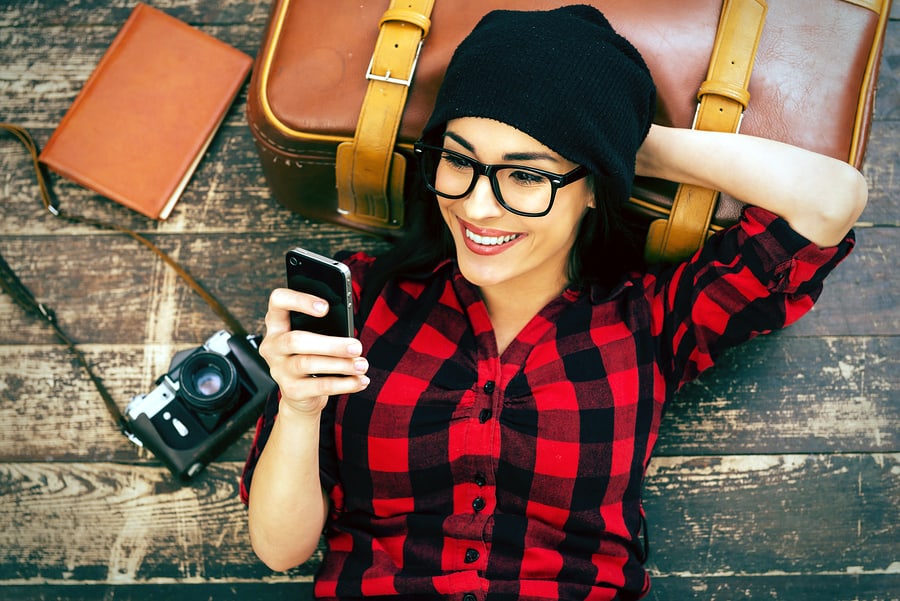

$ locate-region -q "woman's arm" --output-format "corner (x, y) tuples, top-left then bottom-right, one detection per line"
(635, 125), (868, 248)
(247, 288), (369, 571)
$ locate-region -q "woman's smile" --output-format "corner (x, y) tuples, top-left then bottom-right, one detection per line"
(459, 218), (526, 255)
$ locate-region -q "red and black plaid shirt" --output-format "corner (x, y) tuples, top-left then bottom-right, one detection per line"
(242, 208), (853, 600)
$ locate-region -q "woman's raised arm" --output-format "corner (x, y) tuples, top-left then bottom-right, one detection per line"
(635, 124), (868, 248)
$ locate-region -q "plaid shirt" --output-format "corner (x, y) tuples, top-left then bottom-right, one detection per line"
(242, 208), (853, 600)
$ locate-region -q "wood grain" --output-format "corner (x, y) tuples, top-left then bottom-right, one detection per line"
(1, 457), (896, 596)
(0, 228), (896, 348)
(643, 453), (900, 575)
(1, 335), (897, 464)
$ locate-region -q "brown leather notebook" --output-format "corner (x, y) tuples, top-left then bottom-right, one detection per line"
(39, 3), (253, 220)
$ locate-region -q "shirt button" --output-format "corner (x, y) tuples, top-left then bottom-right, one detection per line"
(474, 473), (486, 487)
(483, 380), (495, 394)
(472, 497), (486, 512)
(463, 595), (477, 601)
(464, 548), (480, 563)
(478, 409), (492, 423)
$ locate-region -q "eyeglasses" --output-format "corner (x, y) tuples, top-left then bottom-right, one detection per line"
(413, 142), (590, 217)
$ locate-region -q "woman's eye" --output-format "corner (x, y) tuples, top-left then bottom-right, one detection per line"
(441, 152), (472, 171)
(509, 170), (546, 186)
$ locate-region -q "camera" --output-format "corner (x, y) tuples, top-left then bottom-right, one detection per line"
(125, 330), (275, 480)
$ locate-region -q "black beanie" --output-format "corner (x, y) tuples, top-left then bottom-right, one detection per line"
(422, 5), (657, 205)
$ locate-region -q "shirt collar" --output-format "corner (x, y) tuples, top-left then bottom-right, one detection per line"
(582, 276), (636, 304)
(413, 259), (639, 306)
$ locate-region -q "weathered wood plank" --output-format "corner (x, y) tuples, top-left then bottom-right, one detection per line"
(0, 584), (313, 601)
(1, 456), (896, 585)
(0, 229), (895, 352)
(858, 119), (900, 226)
(642, 453), (900, 576)
(656, 334), (900, 455)
(0, 462), (318, 582)
(0, 231), (389, 346)
(1, 337), (897, 463)
(0, 0), (273, 29)
(2, 576), (899, 601)
(644, 575), (900, 601)
(0, 17), (268, 118)
(874, 10), (900, 121)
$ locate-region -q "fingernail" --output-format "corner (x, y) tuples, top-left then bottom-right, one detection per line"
(354, 358), (368, 373)
(358, 376), (370, 388)
(347, 341), (362, 355)
(313, 301), (328, 315)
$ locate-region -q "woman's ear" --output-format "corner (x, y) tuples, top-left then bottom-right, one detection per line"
(585, 175), (597, 209)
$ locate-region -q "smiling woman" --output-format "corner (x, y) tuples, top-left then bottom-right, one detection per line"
(428, 117), (595, 330)
(242, 5), (865, 601)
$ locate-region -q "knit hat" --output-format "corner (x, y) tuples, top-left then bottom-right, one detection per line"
(422, 4), (656, 204)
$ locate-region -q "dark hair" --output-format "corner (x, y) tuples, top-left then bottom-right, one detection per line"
(357, 165), (645, 323)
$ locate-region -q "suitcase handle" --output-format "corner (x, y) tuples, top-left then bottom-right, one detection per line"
(334, 0), (434, 230)
(644, 0), (767, 262)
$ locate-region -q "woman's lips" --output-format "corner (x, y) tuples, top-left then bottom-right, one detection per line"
(458, 218), (525, 256)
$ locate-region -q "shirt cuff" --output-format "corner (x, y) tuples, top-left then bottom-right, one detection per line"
(739, 206), (855, 295)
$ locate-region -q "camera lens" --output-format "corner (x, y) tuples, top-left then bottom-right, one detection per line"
(195, 367), (225, 396)
(179, 351), (239, 413)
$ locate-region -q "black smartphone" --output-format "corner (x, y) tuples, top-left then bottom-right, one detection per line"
(285, 247), (354, 337)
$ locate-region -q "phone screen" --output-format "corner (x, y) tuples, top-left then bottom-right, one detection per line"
(286, 248), (354, 337)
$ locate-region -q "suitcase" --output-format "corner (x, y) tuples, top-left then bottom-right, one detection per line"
(246, 0), (891, 259)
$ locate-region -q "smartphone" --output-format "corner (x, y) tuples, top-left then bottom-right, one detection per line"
(285, 247), (354, 337)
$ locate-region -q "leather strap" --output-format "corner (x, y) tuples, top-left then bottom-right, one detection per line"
(644, 0), (767, 263)
(1, 123), (249, 433)
(335, 0), (434, 230)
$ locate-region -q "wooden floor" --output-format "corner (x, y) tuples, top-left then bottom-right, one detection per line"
(1, 1), (898, 600)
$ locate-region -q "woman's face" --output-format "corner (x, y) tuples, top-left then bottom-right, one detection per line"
(436, 117), (594, 302)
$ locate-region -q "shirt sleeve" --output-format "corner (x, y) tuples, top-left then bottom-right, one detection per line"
(650, 206), (855, 390)
(238, 389), (344, 515)
(239, 387), (279, 505)
(239, 251), (376, 506)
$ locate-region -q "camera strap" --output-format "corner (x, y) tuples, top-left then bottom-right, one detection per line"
(1, 123), (250, 434)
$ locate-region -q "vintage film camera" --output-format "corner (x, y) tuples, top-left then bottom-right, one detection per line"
(125, 330), (275, 480)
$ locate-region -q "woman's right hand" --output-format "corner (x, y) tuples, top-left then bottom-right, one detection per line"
(258, 288), (370, 415)
(250, 287), (362, 570)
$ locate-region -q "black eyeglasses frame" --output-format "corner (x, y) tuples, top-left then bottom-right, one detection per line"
(413, 142), (590, 217)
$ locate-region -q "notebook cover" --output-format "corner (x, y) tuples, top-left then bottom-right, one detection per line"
(39, 3), (253, 220)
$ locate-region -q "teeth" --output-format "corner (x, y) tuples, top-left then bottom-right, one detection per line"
(466, 229), (519, 246)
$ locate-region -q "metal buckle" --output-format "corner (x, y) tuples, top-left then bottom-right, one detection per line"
(366, 39), (423, 87)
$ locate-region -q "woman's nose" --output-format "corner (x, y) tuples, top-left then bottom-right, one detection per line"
(461, 174), (505, 220)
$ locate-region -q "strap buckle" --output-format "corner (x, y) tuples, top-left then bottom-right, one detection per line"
(365, 39), (423, 87)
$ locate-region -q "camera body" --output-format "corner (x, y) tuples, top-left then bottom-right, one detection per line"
(125, 330), (275, 480)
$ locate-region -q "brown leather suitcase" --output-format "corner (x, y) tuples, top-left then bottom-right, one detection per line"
(246, 0), (891, 258)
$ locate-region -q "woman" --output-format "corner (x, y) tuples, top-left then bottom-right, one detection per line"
(241, 6), (866, 600)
